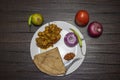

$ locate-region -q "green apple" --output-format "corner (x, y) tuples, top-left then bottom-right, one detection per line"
(28, 13), (44, 26)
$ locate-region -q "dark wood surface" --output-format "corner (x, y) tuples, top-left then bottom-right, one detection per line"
(0, 0), (120, 80)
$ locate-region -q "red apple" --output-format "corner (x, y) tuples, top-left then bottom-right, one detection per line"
(75, 10), (89, 27)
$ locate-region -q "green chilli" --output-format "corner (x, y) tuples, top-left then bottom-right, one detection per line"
(28, 15), (32, 27)
(70, 28), (82, 47)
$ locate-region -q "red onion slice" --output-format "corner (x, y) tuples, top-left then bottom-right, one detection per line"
(64, 32), (78, 47)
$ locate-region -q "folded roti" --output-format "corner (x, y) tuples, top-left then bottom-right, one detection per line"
(33, 47), (66, 76)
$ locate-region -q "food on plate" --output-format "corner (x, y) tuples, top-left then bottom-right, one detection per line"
(75, 10), (89, 26)
(33, 47), (66, 76)
(64, 52), (75, 61)
(64, 32), (78, 47)
(87, 21), (103, 37)
(36, 24), (62, 49)
(28, 13), (44, 26)
(70, 28), (82, 47)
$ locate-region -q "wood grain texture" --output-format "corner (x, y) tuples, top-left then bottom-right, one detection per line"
(0, 0), (120, 80)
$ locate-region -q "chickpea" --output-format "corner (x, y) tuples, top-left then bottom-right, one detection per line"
(38, 32), (42, 36)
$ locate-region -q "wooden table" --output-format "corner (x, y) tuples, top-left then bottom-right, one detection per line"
(0, 0), (120, 80)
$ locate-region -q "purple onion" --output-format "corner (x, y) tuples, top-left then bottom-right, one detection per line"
(64, 32), (78, 47)
(88, 21), (103, 37)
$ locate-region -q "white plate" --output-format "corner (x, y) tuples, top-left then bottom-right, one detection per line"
(30, 21), (86, 76)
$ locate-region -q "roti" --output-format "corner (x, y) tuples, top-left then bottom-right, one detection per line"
(33, 47), (66, 76)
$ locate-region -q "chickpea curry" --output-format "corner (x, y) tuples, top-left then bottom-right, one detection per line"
(36, 24), (62, 49)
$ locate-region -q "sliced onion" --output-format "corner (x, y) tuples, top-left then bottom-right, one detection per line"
(64, 32), (78, 47)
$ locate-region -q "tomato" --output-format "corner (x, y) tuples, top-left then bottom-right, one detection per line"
(75, 10), (89, 27)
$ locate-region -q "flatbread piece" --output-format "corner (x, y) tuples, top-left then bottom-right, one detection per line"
(33, 47), (66, 76)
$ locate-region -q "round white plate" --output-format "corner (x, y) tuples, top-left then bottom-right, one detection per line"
(30, 21), (86, 76)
